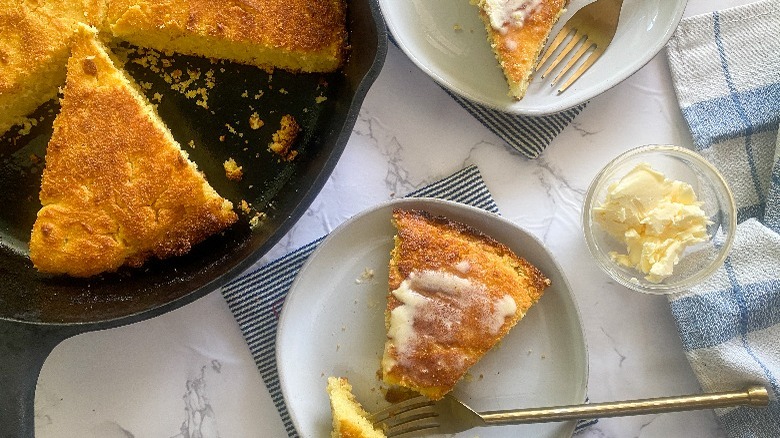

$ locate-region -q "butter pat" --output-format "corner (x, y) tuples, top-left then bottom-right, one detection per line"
(593, 163), (711, 283)
(481, 0), (543, 30)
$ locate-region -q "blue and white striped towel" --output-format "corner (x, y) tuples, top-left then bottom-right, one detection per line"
(221, 165), (595, 437)
(666, 1), (780, 436)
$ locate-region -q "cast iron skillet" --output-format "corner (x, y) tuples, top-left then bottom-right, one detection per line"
(0, 1), (386, 435)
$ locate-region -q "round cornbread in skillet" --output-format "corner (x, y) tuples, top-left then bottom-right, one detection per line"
(29, 24), (237, 277)
(108, 0), (348, 73)
(382, 209), (550, 400)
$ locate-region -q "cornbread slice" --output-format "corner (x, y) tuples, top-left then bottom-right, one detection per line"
(327, 377), (386, 438)
(0, 1), (73, 136)
(381, 209), (550, 400)
(472, 0), (567, 99)
(108, 0), (348, 72)
(28, 0), (106, 27)
(29, 24), (237, 277)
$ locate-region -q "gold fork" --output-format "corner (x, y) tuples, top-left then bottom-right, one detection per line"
(536, 0), (625, 93)
(371, 385), (769, 436)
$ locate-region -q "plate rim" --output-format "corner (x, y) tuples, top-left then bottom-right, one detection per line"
(378, 0), (688, 116)
(276, 197), (590, 437)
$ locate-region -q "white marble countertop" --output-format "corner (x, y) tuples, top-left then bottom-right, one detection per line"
(34, 1), (754, 436)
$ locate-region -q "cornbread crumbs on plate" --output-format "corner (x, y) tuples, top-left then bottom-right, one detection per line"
(269, 114), (300, 161)
(223, 158), (243, 181)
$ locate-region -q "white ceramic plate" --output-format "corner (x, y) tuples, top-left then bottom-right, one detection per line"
(277, 198), (588, 437)
(379, 0), (687, 115)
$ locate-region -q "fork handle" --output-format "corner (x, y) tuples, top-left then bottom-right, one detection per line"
(480, 385), (769, 425)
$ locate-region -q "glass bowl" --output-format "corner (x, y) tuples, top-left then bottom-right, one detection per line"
(583, 145), (737, 294)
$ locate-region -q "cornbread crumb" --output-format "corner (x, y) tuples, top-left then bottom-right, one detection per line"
(18, 118), (38, 136)
(269, 114), (300, 161)
(188, 139), (195, 149)
(355, 267), (375, 284)
(239, 199), (251, 214)
(249, 113), (264, 130)
(223, 158), (243, 181)
(249, 212), (267, 229)
(381, 209), (550, 400)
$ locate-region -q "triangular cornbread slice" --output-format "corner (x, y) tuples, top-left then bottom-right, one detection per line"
(108, 0), (347, 73)
(29, 24), (237, 277)
(472, 0), (567, 99)
(381, 209), (550, 400)
(326, 377), (386, 438)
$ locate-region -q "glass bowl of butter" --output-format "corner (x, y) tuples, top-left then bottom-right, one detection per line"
(583, 145), (737, 294)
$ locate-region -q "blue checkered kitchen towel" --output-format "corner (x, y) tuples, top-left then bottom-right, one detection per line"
(221, 165), (595, 437)
(666, 1), (780, 436)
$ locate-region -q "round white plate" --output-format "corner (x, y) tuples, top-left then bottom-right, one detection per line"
(277, 198), (588, 437)
(379, 0), (687, 115)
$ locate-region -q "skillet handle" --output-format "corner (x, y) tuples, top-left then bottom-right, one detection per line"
(0, 319), (79, 438)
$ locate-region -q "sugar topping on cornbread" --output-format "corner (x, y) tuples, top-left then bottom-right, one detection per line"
(29, 24), (237, 277)
(381, 209), (549, 400)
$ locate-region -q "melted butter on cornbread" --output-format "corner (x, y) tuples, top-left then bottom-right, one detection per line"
(382, 209), (549, 400)
(384, 269), (518, 374)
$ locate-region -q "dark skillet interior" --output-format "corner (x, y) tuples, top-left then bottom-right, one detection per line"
(0, 0), (385, 325)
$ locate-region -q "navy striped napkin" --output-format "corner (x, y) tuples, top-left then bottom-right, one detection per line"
(387, 35), (585, 159)
(221, 165), (595, 436)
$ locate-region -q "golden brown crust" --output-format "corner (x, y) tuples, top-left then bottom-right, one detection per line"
(0, 1), (74, 135)
(1, 0), (347, 136)
(109, 0), (348, 72)
(269, 114), (301, 161)
(382, 209), (549, 400)
(476, 0), (568, 99)
(29, 24), (237, 277)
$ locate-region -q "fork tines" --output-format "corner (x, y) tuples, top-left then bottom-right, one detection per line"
(371, 396), (439, 437)
(535, 0), (624, 93)
(537, 27), (603, 93)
